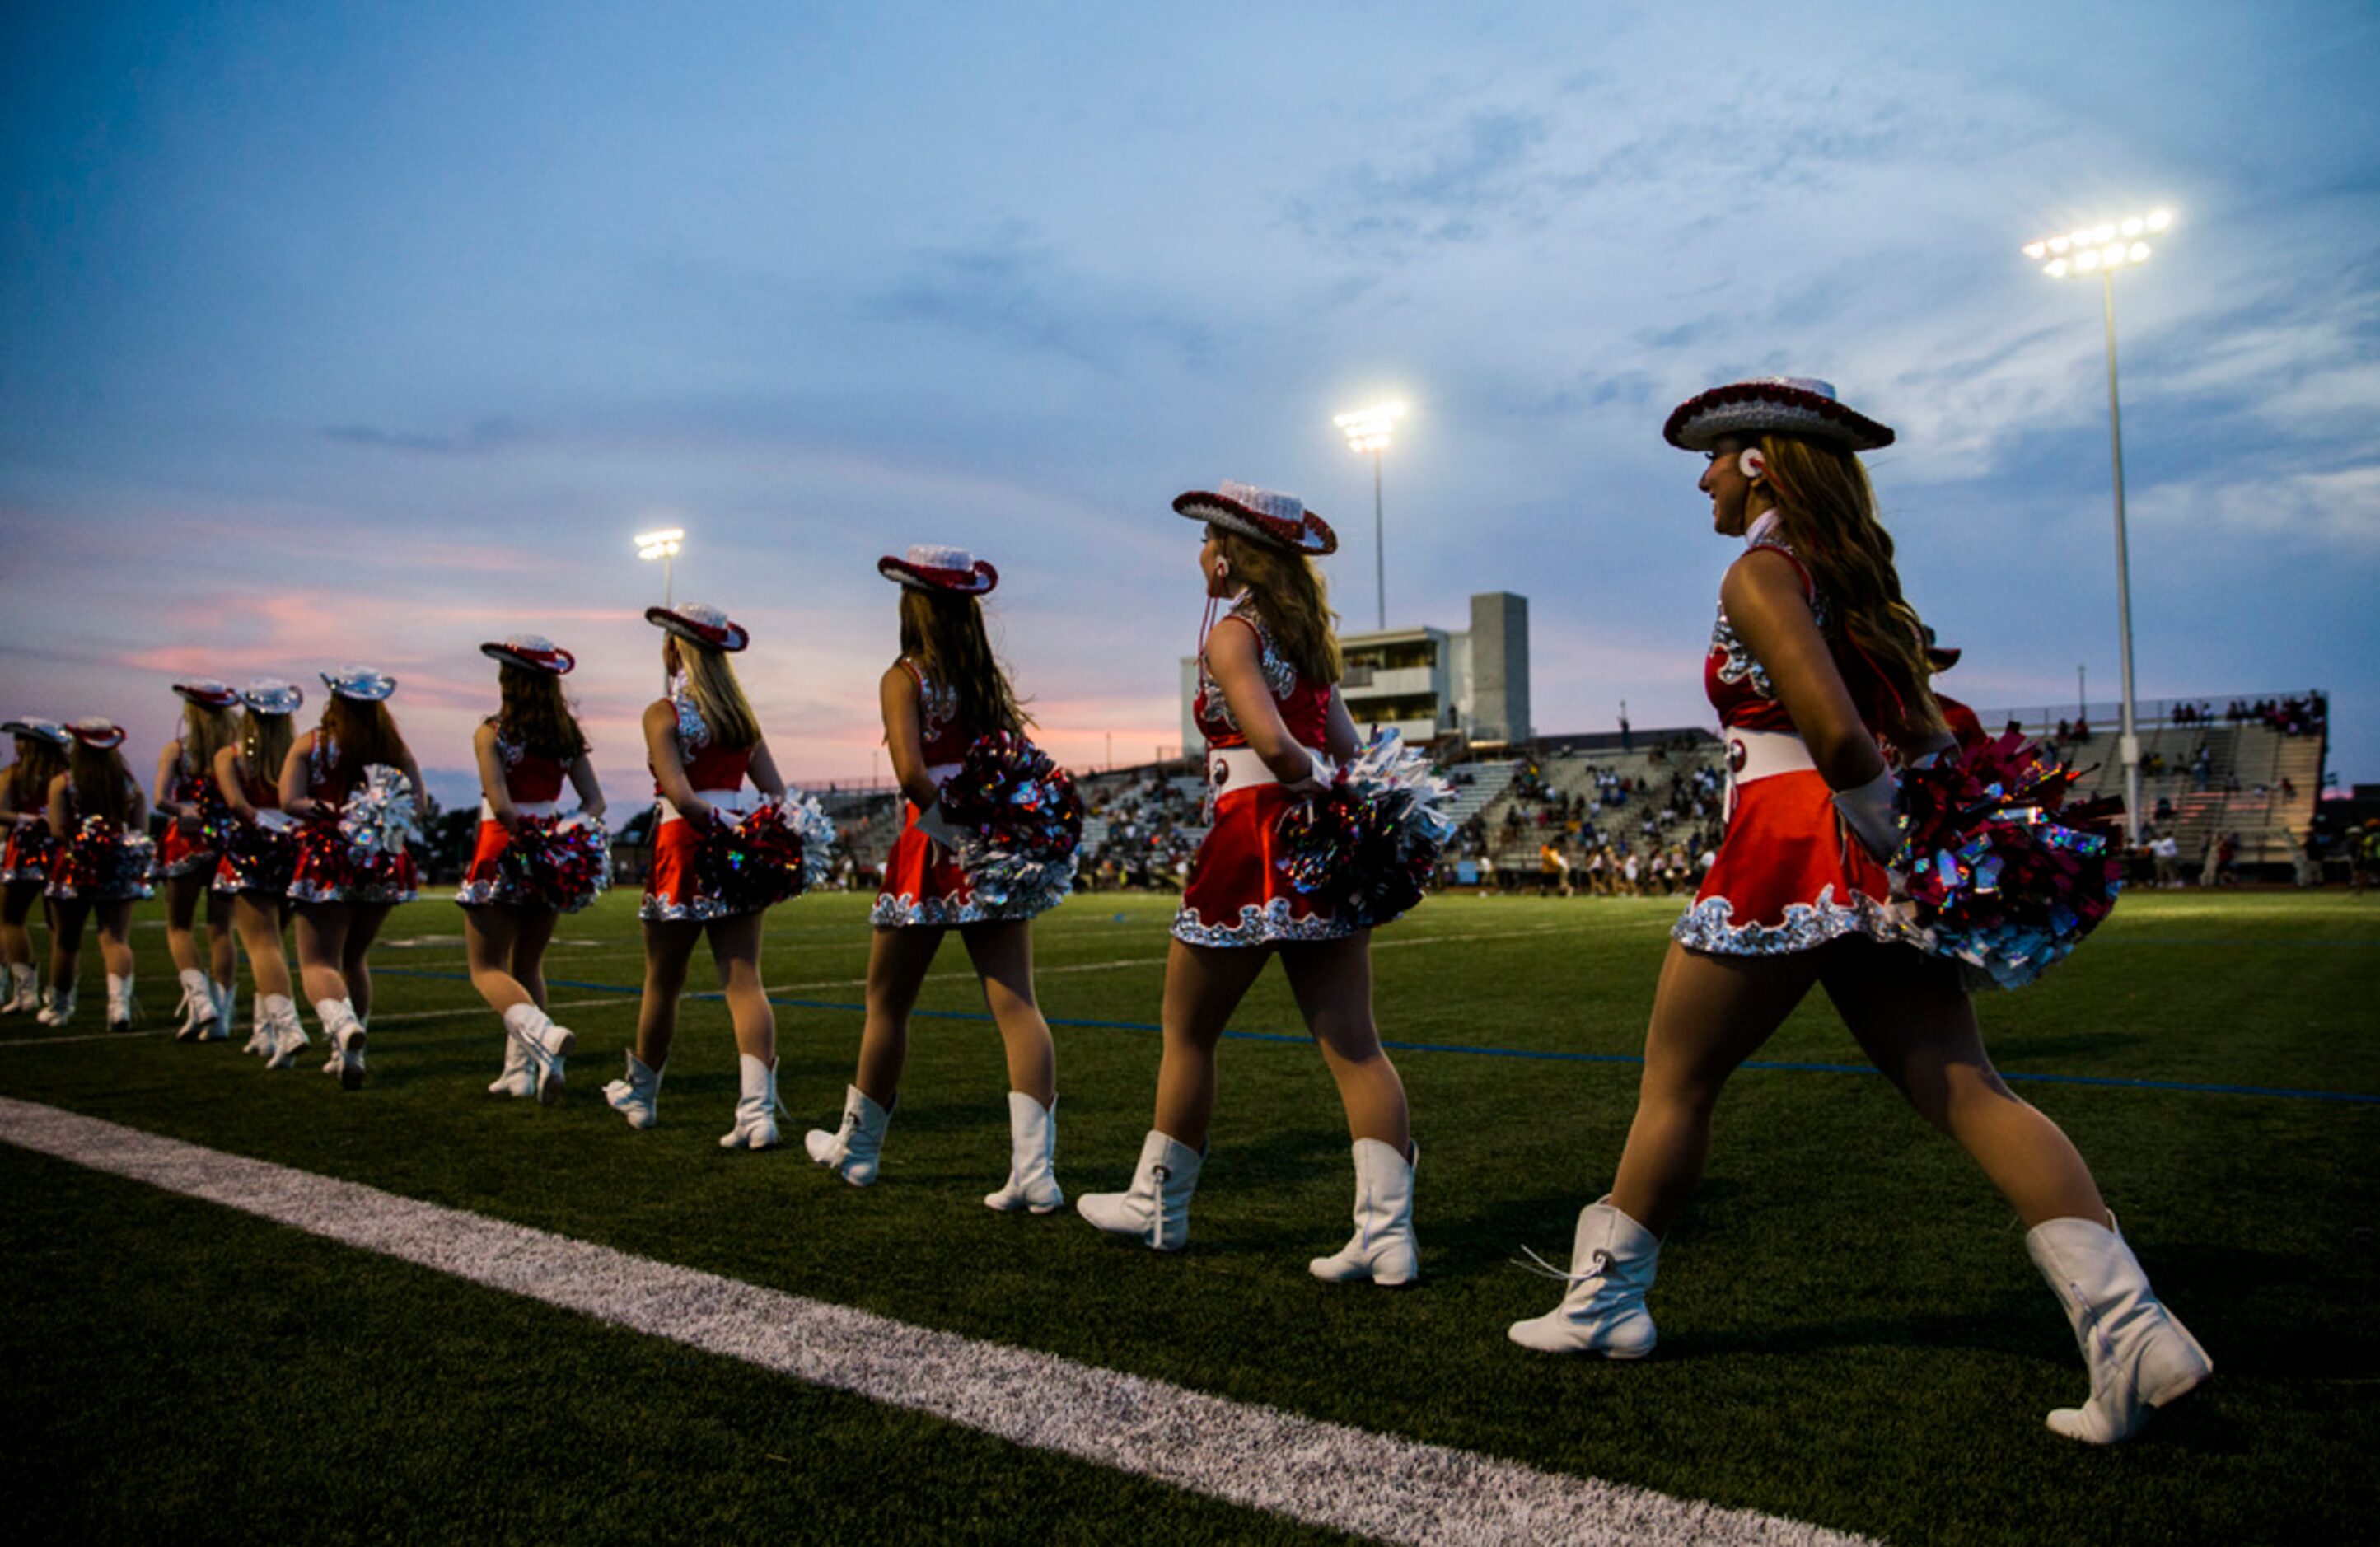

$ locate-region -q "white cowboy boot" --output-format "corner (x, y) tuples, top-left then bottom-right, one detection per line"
(35, 985), (75, 1027)
(719, 1054), (782, 1150)
(486, 1028), (535, 1098)
(175, 970), (219, 1041)
(805, 1085), (891, 1184)
(316, 998), (367, 1091)
(2026, 1213), (2212, 1443)
(1308, 1138), (1419, 1287)
(260, 995), (307, 1068)
(984, 1093), (1064, 1213)
(603, 1052), (664, 1130)
(207, 978), (236, 1042)
(502, 1002), (576, 1105)
(1507, 1196), (1661, 1357)
(1, 962), (35, 1014)
(241, 995), (274, 1056)
(107, 973), (138, 1032)
(1077, 1130), (1202, 1252)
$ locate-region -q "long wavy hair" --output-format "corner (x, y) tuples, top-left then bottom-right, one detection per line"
(68, 744), (134, 828)
(898, 587), (1026, 734)
(7, 736), (66, 811)
(495, 664), (588, 762)
(1755, 433), (1943, 742)
(673, 639), (760, 751)
(239, 711), (295, 793)
(1215, 530), (1341, 683)
(320, 696), (409, 771)
(179, 700), (240, 778)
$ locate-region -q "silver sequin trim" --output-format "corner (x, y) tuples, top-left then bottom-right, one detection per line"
(637, 891), (765, 924)
(867, 888), (1052, 929)
(672, 690), (711, 751)
(289, 877), (418, 906)
(1670, 884), (1909, 956)
(1170, 897), (1356, 948)
(1710, 535), (1833, 703)
(907, 661), (960, 746)
(1196, 606), (1298, 736)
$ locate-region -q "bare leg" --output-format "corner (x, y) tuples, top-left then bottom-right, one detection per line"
(1152, 939), (1272, 1150)
(854, 925), (944, 1105)
(635, 918), (702, 1068)
(1608, 941), (1826, 1237)
(2, 880), (40, 970)
(94, 901), (135, 981)
(706, 909), (775, 1063)
(465, 908), (533, 1016)
(1279, 932), (1409, 1152)
(341, 903), (392, 1021)
(1823, 942), (2109, 1229)
(293, 905), (353, 1006)
(960, 920), (1056, 1108)
(47, 897), (90, 996)
(231, 895), (293, 1000)
(510, 907), (559, 1009)
(164, 872), (204, 976)
(205, 888), (236, 986)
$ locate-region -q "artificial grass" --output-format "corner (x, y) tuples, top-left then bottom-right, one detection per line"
(1, 889), (2373, 1542)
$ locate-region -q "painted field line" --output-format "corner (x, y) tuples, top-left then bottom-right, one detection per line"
(0, 1096), (1868, 1547)
(362, 995), (639, 1027)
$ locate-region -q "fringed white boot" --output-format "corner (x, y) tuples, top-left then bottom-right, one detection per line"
(603, 1052), (664, 1130)
(35, 984), (76, 1027)
(719, 1054), (782, 1150)
(1308, 1138), (1419, 1287)
(1507, 1196), (1661, 1358)
(260, 995), (307, 1068)
(106, 973), (138, 1033)
(501, 1002), (576, 1105)
(984, 1093), (1063, 1213)
(315, 998), (366, 1091)
(1, 962), (36, 1014)
(806, 1085), (891, 1184)
(2026, 1214), (2212, 1443)
(175, 970), (217, 1042)
(1077, 1131), (1203, 1252)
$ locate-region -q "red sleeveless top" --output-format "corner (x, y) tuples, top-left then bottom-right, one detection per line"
(1704, 535), (1893, 737)
(902, 658), (980, 766)
(654, 692), (752, 796)
(306, 735), (367, 808)
(1195, 610), (1335, 751)
(489, 724), (570, 805)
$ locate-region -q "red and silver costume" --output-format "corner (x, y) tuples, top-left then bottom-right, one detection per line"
(1172, 605), (1354, 948)
(288, 734), (419, 905)
(211, 760), (295, 897)
(456, 727), (591, 910)
(1674, 527), (1908, 956)
(153, 755), (224, 879)
(640, 689), (759, 923)
(870, 660), (1049, 928)
(1, 774), (58, 886)
(47, 777), (154, 904)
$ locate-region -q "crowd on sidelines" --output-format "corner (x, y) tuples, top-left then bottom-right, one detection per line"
(0, 375), (2214, 1448)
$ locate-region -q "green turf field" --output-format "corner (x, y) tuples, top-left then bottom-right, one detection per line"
(2, 889), (2373, 1543)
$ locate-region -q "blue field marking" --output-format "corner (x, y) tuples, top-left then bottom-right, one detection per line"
(373, 967), (2380, 1106)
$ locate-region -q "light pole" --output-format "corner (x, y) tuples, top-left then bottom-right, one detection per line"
(1334, 400), (1405, 631)
(635, 526), (685, 608)
(2023, 208), (2172, 844)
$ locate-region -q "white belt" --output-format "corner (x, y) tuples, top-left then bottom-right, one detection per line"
(657, 788), (754, 827)
(1723, 729), (1817, 820)
(1207, 747), (1278, 797)
(481, 798), (559, 821)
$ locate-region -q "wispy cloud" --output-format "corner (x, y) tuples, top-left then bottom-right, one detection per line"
(323, 418), (534, 456)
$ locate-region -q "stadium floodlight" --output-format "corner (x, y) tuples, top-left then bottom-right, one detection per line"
(635, 527), (685, 607)
(1334, 400), (1406, 630)
(2020, 209), (2177, 844)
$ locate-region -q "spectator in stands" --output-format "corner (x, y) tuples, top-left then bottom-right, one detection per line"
(1510, 376), (2206, 1445)
(2149, 829), (2181, 889)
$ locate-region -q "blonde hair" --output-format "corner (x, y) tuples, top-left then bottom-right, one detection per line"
(1215, 530), (1341, 683)
(240, 710), (295, 792)
(898, 587), (1026, 734)
(496, 663), (588, 762)
(180, 700), (240, 778)
(676, 640), (760, 751)
(1754, 434), (1943, 742)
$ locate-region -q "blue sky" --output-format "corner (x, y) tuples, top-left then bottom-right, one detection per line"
(4, 2), (2375, 810)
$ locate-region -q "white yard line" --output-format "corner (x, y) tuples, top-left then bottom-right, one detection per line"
(0, 1096), (1871, 1547)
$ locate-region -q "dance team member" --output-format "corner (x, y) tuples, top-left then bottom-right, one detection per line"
(458, 635), (606, 1104)
(40, 718), (152, 1028)
(154, 679), (242, 1042)
(1506, 377), (2209, 1443)
(1079, 484), (1419, 1284)
(213, 680), (308, 1063)
(806, 545), (1065, 1211)
(283, 667), (427, 1091)
(607, 602), (791, 1147)
(0, 719), (70, 1017)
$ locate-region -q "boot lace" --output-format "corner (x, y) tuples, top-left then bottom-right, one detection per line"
(1516, 1246), (1613, 1283)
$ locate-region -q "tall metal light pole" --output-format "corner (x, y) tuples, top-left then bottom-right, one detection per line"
(2023, 208), (2172, 845)
(1334, 401), (1405, 631)
(635, 526), (685, 608)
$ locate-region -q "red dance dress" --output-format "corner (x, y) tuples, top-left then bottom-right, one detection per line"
(0, 773), (58, 886)
(869, 659), (1057, 928)
(288, 735), (419, 905)
(640, 690), (760, 923)
(1673, 532), (1910, 956)
(153, 755), (226, 879)
(1171, 608), (1355, 948)
(212, 761), (297, 898)
(45, 777), (154, 904)
(456, 727), (596, 911)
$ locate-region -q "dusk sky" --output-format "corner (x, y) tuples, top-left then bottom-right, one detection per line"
(5, 2), (2375, 813)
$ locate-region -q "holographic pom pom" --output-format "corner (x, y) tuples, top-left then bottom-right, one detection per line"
(936, 730), (1083, 916)
(1892, 730), (2123, 991)
(1274, 730), (1456, 929)
(55, 816), (157, 901)
(339, 764), (423, 858)
(194, 784), (240, 848)
(781, 793), (839, 891)
(694, 799), (811, 914)
(498, 812), (614, 913)
(219, 811), (300, 895)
